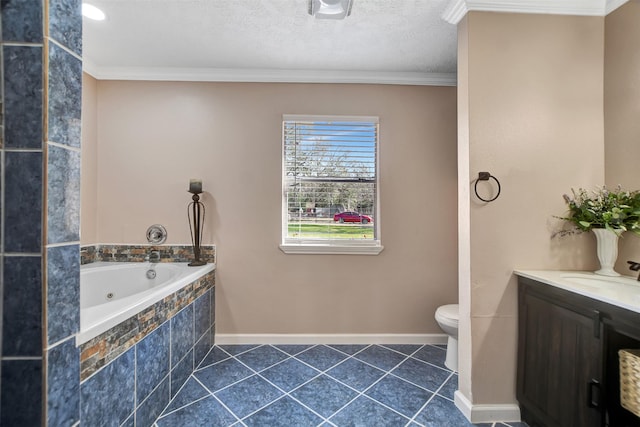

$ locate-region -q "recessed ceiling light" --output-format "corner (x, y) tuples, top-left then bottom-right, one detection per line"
(82, 3), (106, 21)
(308, 0), (353, 20)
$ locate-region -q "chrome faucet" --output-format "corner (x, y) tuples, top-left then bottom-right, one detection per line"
(146, 250), (161, 264)
(627, 261), (640, 281)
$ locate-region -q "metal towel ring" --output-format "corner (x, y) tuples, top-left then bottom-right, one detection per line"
(474, 172), (501, 202)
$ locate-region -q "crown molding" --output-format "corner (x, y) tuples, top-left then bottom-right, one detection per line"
(442, 0), (629, 24)
(606, 0), (629, 13)
(80, 65), (457, 87)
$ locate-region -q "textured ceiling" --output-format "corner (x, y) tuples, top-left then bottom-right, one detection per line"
(82, 0), (458, 83)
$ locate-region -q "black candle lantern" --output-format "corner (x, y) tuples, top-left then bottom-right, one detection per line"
(187, 179), (206, 266)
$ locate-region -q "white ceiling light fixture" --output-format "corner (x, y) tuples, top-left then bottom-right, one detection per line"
(82, 3), (106, 21)
(308, 0), (354, 20)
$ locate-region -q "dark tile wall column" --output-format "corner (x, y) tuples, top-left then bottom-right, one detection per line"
(1, 0), (82, 425)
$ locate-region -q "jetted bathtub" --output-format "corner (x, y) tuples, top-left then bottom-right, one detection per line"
(78, 261), (216, 344)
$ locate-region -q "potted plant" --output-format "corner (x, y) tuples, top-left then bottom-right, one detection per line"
(556, 186), (640, 276)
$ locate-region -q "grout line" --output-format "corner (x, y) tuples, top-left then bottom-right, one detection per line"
(157, 344), (474, 427)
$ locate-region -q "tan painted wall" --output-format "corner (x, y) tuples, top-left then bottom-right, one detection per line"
(81, 73), (98, 244)
(89, 81), (458, 335)
(460, 12), (605, 405)
(605, 0), (640, 270)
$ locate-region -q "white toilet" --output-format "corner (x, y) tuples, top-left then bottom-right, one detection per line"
(435, 304), (459, 371)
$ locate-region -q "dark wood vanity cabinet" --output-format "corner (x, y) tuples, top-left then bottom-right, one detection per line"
(518, 277), (640, 427)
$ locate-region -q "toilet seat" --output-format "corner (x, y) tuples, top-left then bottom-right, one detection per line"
(435, 304), (459, 328)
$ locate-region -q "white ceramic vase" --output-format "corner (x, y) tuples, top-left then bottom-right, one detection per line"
(592, 228), (621, 277)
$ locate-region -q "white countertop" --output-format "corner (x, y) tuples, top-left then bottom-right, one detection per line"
(515, 270), (640, 314)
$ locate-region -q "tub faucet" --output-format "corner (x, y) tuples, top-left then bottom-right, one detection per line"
(627, 261), (640, 281)
(146, 250), (161, 263)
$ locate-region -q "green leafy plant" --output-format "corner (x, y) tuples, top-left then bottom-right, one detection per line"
(555, 186), (640, 237)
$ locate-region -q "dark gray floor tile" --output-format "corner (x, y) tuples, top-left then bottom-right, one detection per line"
(165, 377), (210, 414)
(215, 375), (283, 419)
(219, 345), (259, 355)
(235, 345), (289, 372)
(414, 395), (476, 427)
(354, 345), (407, 371)
(198, 346), (231, 368)
(437, 373), (457, 400)
(326, 358), (385, 392)
(329, 396), (410, 426)
(295, 345), (349, 371)
(243, 396), (322, 427)
(260, 358), (320, 392)
(391, 358), (451, 392)
(274, 344), (312, 355)
(412, 345), (448, 370)
(328, 344), (367, 355)
(156, 396), (236, 427)
(365, 375), (432, 418)
(194, 358), (253, 393)
(291, 375), (358, 418)
(382, 344), (422, 356)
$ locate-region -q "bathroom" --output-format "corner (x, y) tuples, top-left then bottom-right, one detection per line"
(1, 0), (640, 426)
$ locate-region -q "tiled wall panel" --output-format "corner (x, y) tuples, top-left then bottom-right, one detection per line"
(2, 256), (42, 356)
(47, 144), (81, 244)
(48, 42), (82, 149)
(0, 359), (42, 426)
(80, 287), (216, 425)
(4, 151), (43, 252)
(48, 0), (82, 56)
(1, 0), (81, 424)
(46, 338), (80, 426)
(46, 244), (80, 345)
(1, 0), (42, 42)
(3, 45), (42, 149)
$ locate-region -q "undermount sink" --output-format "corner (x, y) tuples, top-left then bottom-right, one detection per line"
(560, 273), (639, 289)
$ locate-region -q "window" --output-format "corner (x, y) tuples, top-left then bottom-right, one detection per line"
(280, 115), (382, 254)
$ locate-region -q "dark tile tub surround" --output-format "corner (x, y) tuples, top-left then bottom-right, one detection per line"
(80, 285), (216, 426)
(81, 243), (216, 265)
(80, 270), (215, 380)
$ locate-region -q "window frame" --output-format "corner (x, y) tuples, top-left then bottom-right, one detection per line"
(279, 114), (383, 255)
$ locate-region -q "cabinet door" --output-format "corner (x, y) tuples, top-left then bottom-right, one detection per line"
(518, 291), (602, 427)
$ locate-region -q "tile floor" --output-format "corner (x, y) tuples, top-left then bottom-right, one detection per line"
(155, 344), (527, 427)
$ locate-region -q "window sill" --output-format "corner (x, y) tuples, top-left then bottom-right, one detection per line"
(279, 243), (384, 255)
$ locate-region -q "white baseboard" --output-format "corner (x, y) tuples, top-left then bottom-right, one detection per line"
(454, 390), (521, 424)
(215, 333), (448, 345)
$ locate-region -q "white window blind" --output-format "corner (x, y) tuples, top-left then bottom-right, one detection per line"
(282, 115), (381, 253)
